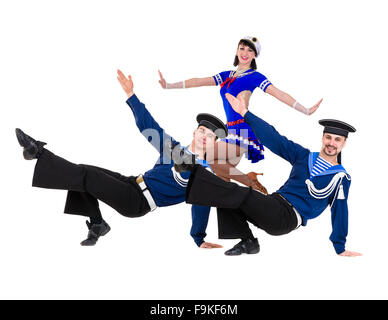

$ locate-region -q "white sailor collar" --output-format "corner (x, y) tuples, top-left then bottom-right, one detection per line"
(308, 152), (350, 179)
(306, 152), (351, 205)
(229, 69), (256, 79)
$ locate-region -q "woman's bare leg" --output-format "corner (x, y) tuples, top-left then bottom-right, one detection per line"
(205, 140), (244, 163)
(207, 141), (268, 194)
(210, 160), (248, 184)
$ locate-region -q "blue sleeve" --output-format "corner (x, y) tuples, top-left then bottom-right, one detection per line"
(244, 111), (309, 165)
(254, 71), (272, 92)
(329, 180), (351, 254)
(126, 94), (179, 155)
(190, 205), (211, 247)
(213, 71), (231, 86)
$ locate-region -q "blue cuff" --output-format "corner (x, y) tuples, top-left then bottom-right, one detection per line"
(126, 94), (140, 107)
(243, 110), (254, 123)
(194, 239), (205, 247)
(334, 244), (345, 255)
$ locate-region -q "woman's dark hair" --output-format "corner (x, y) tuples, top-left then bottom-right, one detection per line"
(233, 39), (257, 70)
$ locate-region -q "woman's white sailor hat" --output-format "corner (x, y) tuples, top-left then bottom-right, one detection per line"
(242, 36), (261, 57)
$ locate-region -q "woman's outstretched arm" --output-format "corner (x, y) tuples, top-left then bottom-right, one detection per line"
(158, 70), (216, 89)
(266, 84), (323, 115)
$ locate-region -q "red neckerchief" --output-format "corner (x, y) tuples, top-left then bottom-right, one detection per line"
(220, 70), (253, 89)
(220, 76), (236, 89)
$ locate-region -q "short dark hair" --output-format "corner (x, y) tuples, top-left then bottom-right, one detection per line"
(233, 39), (257, 70)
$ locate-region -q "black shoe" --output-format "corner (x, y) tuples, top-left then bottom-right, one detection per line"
(164, 139), (197, 172)
(224, 238), (260, 256)
(15, 128), (46, 160)
(80, 220), (111, 246)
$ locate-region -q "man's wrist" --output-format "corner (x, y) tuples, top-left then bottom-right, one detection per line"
(241, 108), (248, 117)
(127, 92), (134, 99)
(196, 239), (205, 247)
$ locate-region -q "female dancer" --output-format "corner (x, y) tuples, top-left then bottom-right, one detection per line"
(159, 36), (322, 192)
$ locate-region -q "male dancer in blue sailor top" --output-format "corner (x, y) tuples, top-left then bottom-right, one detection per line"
(173, 93), (361, 257)
(14, 70), (226, 248)
(159, 36), (323, 249)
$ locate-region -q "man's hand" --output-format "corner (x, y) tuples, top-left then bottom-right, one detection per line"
(225, 93), (248, 117)
(200, 242), (223, 249)
(339, 250), (362, 257)
(117, 69), (134, 98)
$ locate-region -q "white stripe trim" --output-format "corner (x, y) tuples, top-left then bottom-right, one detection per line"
(310, 156), (333, 177)
(214, 74), (222, 85)
(137, 176), (157, 211)
(305, 172), (346, 199)
(317, 156), (332, 167)
(259, 79), (271, 91)
(143, 189), (157, 211)
(232, 70), (256, 78)
(315, 162), (330, 171)
(314, 163), (331, 171)
(316, 161), (331, 169)
(171, 166), (188, 187)
(224, 133), (263, 152)
(294, 208), (302, 228)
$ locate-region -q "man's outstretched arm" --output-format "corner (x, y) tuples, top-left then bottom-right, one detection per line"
(117, 69), (177, 155)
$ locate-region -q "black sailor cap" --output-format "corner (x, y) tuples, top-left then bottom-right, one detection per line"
(319, 119), (356, 138)
(196, 113), (228, 139)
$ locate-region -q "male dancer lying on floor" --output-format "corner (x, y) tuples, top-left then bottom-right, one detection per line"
(170, 93), (361, 257)
(15, 70), (227, 247)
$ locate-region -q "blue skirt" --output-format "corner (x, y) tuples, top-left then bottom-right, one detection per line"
(221, 124), (265, 163)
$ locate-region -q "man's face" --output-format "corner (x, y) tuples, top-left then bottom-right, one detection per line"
(193, 126), (216, 150)
(321, 133), (347, 158)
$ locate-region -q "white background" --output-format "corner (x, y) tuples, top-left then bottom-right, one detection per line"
(1, 0), (387, 299)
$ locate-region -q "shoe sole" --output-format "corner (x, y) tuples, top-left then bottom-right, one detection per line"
(224, 252), (242, 256)
(224, 247), (260, 256)
(80, 241), (97, 246)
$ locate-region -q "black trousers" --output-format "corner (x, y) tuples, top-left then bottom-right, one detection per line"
(32, 149), (150, 219)
(186, 166), (298, 239)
